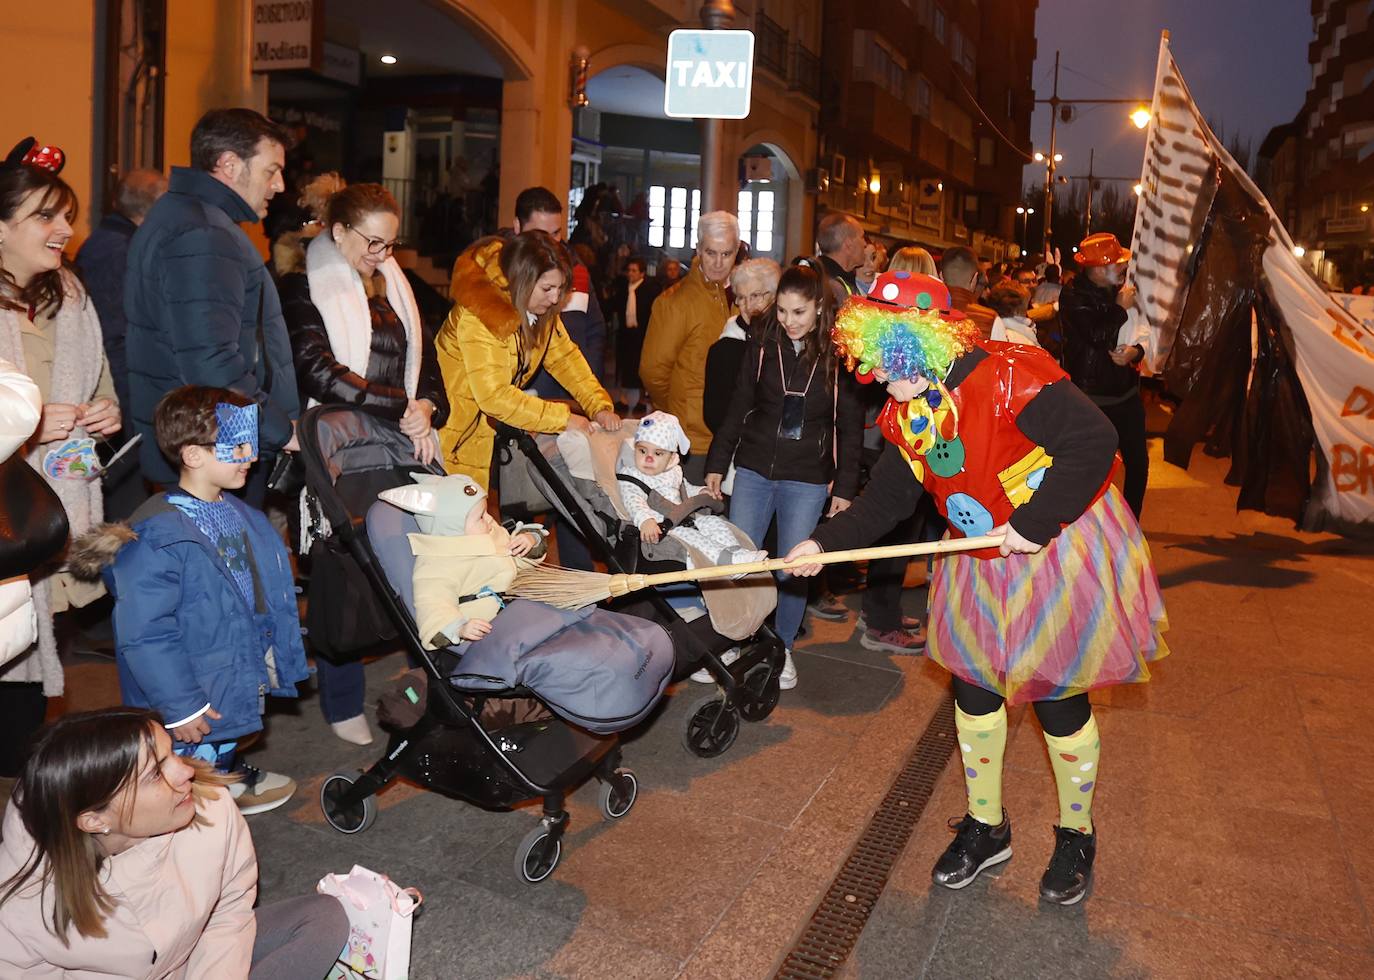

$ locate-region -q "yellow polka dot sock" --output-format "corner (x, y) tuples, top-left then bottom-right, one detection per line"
(955, 704), (1008, 826)
(1043, 715), (1101, 834)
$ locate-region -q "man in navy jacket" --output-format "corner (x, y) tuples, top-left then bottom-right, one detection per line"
(124, 109), (300, 499)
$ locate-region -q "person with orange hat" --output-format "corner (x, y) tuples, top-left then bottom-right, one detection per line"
(782, 269), (1168, 905)
(1060, 232), (1150, 518)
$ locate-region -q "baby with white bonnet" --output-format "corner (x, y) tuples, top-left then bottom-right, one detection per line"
(617, 412), (766, 567)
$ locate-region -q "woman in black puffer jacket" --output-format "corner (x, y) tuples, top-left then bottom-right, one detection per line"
(277, 182), (449, 747)
(704, 264), (862, 692)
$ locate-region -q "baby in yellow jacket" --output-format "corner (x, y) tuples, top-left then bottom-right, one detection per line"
(379, 474), (547, 649)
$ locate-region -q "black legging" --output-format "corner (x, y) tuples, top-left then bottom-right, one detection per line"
(951, 675), (1091, 738)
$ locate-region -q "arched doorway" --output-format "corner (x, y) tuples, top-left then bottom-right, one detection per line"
(736, 141), (800, 264)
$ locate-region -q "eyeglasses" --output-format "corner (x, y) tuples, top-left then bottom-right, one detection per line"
(739, 291), (774, 306)
(346, 225), (403, 255)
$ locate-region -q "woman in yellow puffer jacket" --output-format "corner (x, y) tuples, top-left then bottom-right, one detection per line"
(436, 231), (620, 485)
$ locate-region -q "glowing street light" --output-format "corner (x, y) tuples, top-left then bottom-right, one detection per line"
(1016, 206), (1025, 214)
(1033, 151), (1045, 162)
(868, 176), (881, 194)
(1130, 106), (1152, 129)
(1292, 245), (1306, 258)
(1133, 183), (1144, 196)
(1052, 152), (1063, 163)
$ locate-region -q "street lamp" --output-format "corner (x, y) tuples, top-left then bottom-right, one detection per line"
(1015, 206), (1035, 248)
(1036, 50), (1152, 252)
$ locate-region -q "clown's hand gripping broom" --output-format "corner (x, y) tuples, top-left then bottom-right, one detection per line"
(508, 534), (1006, 610)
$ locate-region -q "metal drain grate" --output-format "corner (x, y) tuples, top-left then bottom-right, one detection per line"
(775, 693), (958, 979)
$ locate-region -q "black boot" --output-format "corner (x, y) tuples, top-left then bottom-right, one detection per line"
(1039, 825), (1096, 905)
(931, 812), (1012, 889)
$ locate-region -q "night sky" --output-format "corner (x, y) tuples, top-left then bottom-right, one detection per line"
(1022, 0), (1314, 192)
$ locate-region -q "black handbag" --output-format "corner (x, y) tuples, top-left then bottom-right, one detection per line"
(0, 454), (69, 579)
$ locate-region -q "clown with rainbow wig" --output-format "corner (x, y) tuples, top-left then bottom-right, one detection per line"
(783, 269), (1168, 907)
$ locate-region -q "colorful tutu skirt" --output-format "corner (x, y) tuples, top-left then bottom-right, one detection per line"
(927, 486), (1168, 705)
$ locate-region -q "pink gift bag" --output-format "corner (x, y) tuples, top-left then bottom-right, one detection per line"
(317, 865), (423, 980)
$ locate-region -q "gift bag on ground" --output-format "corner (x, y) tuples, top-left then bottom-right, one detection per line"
(317, 865), (423, 980)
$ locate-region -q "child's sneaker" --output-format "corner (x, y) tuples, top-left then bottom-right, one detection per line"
(1039, 826), (1097, 906)
(229, 764), (296, 815)
(727, 548), (768, 579)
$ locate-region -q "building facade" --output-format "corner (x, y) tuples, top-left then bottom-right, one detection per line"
(815, 0), (1038, 261)
(1, 0), (823, 270)
(1259, 0), (1373, 288)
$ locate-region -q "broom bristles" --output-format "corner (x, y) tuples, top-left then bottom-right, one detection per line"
(509, 564), (615, 609)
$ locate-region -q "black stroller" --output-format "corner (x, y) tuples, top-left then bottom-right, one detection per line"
(299, 405), (670, 883)
(496, 423), (787, 757)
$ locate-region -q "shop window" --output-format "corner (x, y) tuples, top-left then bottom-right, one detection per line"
(738, 188), (776, 254)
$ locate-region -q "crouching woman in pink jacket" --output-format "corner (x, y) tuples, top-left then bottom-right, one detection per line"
(0, 708), (348, 978)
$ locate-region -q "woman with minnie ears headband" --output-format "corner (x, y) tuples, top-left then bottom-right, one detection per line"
(783, 270), (1168, 905)
(0, 137), (121, 774)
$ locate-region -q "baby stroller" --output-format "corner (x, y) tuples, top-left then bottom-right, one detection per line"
(496, 422), (786, 758)
(298, 405), (673, 883)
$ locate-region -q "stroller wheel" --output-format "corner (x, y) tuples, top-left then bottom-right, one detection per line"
(738, 662), (782, 723)
(319, 770), (378, 835)
(514, 824), (563, 884)
(597, 768), (639, 820)
(682, 695), (740, 758)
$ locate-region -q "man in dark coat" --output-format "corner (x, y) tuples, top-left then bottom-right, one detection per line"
(75, 168), (167, 518)
(124, 109), (299, 500)
(1059, 232), (1149, 518)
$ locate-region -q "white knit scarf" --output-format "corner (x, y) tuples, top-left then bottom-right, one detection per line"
(0, 270), (105, 695)
(304, 233), (422, 407)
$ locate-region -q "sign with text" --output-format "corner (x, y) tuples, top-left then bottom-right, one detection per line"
(252, 0), (321, 72)
(664, 29), (755, 120)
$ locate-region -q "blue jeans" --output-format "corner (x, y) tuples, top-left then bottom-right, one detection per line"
(728, 467), (829, 649)
(315, 657), (366, 723)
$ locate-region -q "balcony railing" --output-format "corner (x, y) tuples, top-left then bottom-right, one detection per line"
(756, 12), (788, 77)
(790, 43), (821, 102)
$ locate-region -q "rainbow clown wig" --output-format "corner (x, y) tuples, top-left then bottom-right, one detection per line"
(832, 271), (981, 383)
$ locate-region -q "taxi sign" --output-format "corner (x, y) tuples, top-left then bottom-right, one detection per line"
(663, 29), (756, 120)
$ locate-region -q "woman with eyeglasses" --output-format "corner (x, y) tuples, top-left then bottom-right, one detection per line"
(278, 181), (450, 746)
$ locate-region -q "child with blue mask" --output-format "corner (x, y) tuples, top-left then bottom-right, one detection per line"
(71, 386), (310, 816)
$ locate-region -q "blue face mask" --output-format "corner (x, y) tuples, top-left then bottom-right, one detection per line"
(214, 402), (259, 463)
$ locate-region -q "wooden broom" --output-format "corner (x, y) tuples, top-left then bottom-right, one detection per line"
(508, 534), (1006, 610)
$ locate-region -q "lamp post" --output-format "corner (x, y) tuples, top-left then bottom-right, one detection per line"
(1015, 205), (1035, 249)
(697, 1), (736, 213)
(1037, 49), (1152, 252)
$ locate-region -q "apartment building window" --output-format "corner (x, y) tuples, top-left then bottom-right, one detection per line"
(915, 75), (932, 118)
(738, 189), (777, 254)
(951, 28), (963, 70)
(978, 137), (994, 166)
(933, 5), (946, 42)
(861, 36), (906, 98)
(962, 40), (976, 76)
(647, 185), (700, 250)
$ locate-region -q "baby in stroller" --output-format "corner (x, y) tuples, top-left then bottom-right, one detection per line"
(378, 472), (548, 648)
(617, 412), (766, 568)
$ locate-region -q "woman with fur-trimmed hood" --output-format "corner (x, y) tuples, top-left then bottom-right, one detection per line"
(435, 231), (620, 485)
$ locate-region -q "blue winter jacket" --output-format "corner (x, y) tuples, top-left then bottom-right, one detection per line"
(124, 167), (300, 483)
(101, 493), (310, 743)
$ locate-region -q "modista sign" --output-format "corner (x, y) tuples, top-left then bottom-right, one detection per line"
(252, 0), (319, 72)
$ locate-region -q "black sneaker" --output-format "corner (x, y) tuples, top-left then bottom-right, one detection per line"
(1039, 826), (1097, 906)
(931, 812), (1012, 889)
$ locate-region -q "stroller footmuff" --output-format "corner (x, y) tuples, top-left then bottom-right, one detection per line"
(498, 424), (788, 758)
(299, 405), (669, 883)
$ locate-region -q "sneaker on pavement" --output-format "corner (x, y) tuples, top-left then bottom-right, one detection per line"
(778, 649), (798, 690)
(229, 765), (296, 815)
(860, 625), (927, 653)
(931, 812), (1013, 889)
(689, 646), (740, 683)
(1039, 826), (1097, 906)
(856, 612), (923, 633)
(330, 713), (374, 746)
(807, 595), (848, 621)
